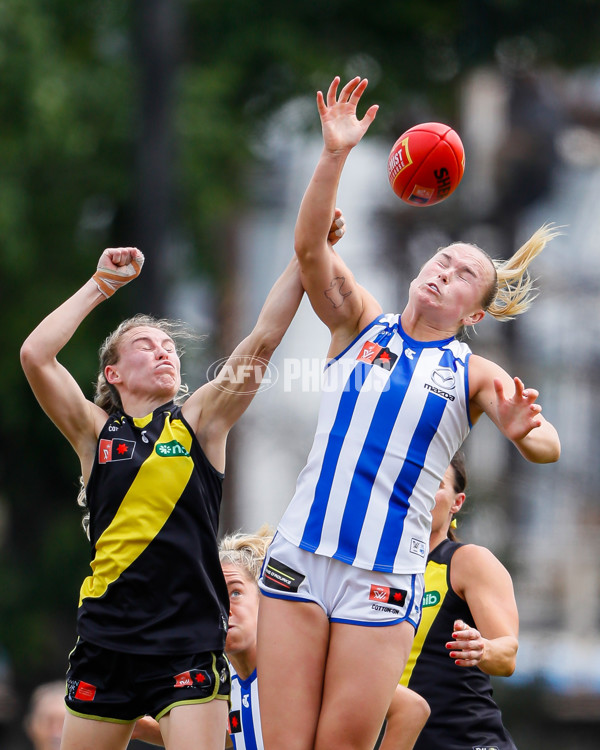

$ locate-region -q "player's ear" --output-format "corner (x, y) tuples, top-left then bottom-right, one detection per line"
(451, 492), (466, 515)
(462, 309), (485, 327)
(105, 364), (121, 384)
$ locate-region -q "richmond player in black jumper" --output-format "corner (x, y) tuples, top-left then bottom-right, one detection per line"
(20, 242), (313, 750)
(380, 451), (519, 750)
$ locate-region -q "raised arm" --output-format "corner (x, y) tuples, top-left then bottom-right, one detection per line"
(469, 354), (560, 463)
(295, 77), (381, 344)
(448, 544), (519, 676)
(182, 255), (305, 472)
(20, 248), (144, 468)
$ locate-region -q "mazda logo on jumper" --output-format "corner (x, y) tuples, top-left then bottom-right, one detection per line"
(431, 368), (456, 390)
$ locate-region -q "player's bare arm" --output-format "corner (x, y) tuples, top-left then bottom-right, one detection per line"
(449, 544), (519, 676)
(20, 247), (144, 471)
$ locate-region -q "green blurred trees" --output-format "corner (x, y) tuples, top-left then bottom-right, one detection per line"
(1, 0), (599, 698)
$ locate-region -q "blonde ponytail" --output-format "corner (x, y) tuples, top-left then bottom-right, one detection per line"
(485, 223), (561, 321)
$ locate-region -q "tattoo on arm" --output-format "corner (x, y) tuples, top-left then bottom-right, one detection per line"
(324, 277), (352, 309)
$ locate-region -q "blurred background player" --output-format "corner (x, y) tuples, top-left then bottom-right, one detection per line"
(24, 681), (65, 750)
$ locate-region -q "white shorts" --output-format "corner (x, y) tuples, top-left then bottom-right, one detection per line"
(258, 533), (423, 628)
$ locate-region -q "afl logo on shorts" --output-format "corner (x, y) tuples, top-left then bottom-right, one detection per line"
(369, 584), (407, 606)
(173, 669), (211, 689)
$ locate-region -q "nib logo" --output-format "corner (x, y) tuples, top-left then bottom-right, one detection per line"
(156, 440), (190, 457)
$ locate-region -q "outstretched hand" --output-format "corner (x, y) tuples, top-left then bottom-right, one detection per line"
(446, 619), (486, 668)
(317, 76), (379, 155)
(493, 376), (543, 442)
(93, 247), (145, 297)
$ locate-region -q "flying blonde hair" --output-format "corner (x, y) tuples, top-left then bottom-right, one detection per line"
(219, 525), (274, 583)
(479, 223), (560, 321)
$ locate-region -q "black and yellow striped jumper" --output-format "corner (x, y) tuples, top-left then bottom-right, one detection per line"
(77, 401), (229, 655)
(401, 538), (517, 750)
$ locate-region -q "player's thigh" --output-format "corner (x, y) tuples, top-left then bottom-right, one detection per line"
(159, 700), (228, 750)
(315, 620), (415, 750)
(257, 595), (329, 750)
(60, 712), (133, 750)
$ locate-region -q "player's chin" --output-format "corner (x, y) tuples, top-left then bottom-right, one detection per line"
(153, 385), (179, 405)
(155, 374), (180, 391)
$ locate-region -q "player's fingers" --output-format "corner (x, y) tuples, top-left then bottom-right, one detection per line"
(104, 247), (140, 265)
(326, 76), (341, 107)
(339, 76), (362, 103)
(360, 104), (379, 127)
(453, 656), (478, 667)
(513, 377), (524, 398)
(493, 377), (505, 399)
(93, 248), (144, 298)
(316, 90), (327, 116)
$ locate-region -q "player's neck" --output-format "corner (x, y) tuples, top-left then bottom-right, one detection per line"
(428, 530), (447, 553)
(119, 392), (174, 419)
(400, 305), (456, 342)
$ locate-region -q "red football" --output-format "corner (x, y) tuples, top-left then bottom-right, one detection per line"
(387, 122), (465, 207)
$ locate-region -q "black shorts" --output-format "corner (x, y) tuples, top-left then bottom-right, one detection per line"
(65, 639), (230, 722)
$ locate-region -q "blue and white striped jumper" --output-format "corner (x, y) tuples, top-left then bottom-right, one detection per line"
(277, 314), (472, 574)
(228, 666), (263, 750)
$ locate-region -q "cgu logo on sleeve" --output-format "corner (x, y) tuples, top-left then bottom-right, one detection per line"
(98, 439), (136, 464)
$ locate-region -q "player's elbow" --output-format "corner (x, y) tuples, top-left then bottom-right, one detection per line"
(20, 337), (44, 376)
(294, 233), (324, 268)
(535, 439), (561, 464)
